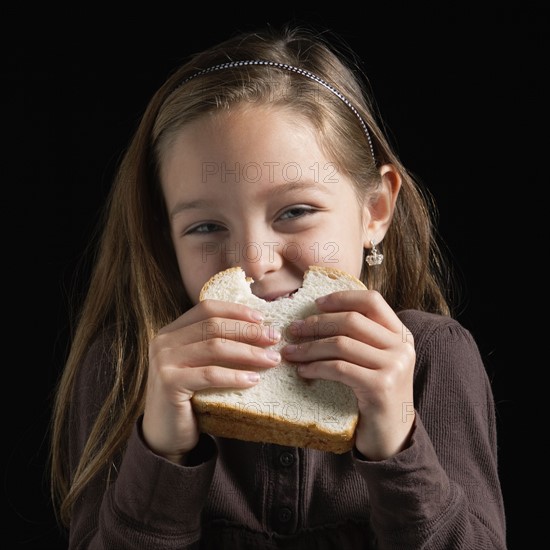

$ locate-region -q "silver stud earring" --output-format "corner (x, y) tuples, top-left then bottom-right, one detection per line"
(365, 240), (383, 266)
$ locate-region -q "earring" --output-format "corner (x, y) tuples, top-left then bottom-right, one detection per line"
(365, 240), (383, 266)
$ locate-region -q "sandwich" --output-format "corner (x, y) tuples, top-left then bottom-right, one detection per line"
(191, 265), (366, 453)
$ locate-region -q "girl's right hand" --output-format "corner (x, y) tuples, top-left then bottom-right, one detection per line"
(142, 300), (281, 463)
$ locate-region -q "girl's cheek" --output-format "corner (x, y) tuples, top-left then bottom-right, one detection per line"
(285, 237), (341, 267)
(178, 260), (212, 304)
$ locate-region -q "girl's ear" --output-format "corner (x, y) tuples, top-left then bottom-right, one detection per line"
(362, 163), (402, 246)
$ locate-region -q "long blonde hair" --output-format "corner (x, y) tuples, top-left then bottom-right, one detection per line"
(50, 24), (454, 527)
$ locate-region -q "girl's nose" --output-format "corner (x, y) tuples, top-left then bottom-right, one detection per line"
(224, 237), (284, 281)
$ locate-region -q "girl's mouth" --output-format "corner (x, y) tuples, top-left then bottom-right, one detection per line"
(264, 289), (299, 302)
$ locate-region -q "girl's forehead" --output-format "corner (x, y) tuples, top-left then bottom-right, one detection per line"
(197, 103), (316, 138)
(166, 105), (324, 164)
(159, 104), (358, 199)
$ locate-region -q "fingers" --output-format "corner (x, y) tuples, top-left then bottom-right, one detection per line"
(156, 337), (281, 373)
(162, 363), (263, 394)
(283, 338), (415, 389)
(170, 316), (281, 347)
(148, 298), (282, 407)
(157, 299), (267, 336)
(144, 299), (280, 460)
(287, 311), (394, 350)
(283, 334), (381, 371)
(281, 289), (416, 461)
(153, 298), (280, 349)
(315, 289), (405, 335)
(281, 288), (416, 390)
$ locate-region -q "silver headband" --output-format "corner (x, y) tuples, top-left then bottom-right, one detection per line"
(178, 60), (376, 163)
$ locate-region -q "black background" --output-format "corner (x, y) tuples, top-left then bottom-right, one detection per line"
(5, 3), (543, 548)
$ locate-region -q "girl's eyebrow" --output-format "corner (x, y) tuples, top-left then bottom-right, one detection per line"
(266, 181), (332, 198)
(169, 199), (213, 219)
(170, 182), (332, 219)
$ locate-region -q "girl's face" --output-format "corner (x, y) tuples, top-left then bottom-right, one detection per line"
(160, 105), (378, 304)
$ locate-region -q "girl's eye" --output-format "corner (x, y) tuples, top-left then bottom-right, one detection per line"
(278, 206), (316, 221)
(185, 222), (225, 235)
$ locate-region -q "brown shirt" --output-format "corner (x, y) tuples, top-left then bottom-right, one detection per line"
(67, 309), (507, 549)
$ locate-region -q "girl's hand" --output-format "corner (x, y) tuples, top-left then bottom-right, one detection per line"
(143, 300), (281, 463)
(282, 289), (415, 461)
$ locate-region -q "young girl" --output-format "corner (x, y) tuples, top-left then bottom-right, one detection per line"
(50, 25), (507, 549)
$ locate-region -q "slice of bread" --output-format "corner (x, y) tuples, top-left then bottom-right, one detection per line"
(192, 265), (367, 453)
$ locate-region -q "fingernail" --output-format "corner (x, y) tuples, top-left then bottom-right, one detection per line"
(265, 350), (281, 362)
(284, 344), (297, 354)
(245, 372), (260, 382)
(251, 310), (264, 322)
(265, 326), (281, 341)
(315, 296), (327, 305)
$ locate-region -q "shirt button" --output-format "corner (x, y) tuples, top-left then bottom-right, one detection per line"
(279, 451), (295, 467)
(278, 507), (293, 523)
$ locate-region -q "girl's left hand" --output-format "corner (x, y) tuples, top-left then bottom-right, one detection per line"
(281, 289), (416, 461)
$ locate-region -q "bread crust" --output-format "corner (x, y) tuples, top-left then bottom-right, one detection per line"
(196, 409), (356, 454)
(192, 265), (366, 453)
(199, 266), (254, 302)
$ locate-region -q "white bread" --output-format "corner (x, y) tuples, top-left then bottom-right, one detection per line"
(192, 265), (367, 453)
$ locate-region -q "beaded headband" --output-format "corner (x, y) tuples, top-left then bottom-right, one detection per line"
(178, 60), (376, 163)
